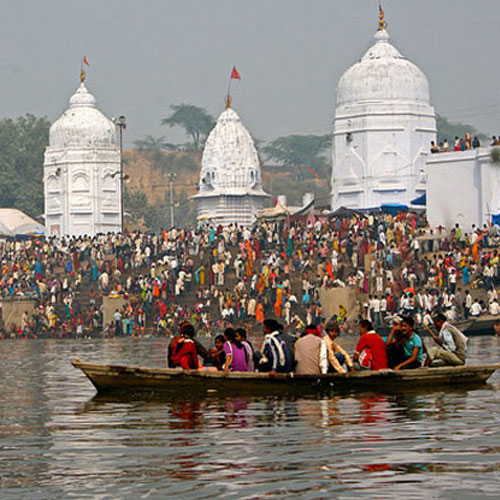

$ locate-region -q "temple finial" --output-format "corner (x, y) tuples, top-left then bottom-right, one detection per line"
(80, 68), (85, 83)
(378, 3), (386, 31)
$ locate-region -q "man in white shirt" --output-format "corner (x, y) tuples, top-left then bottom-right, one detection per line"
(470, 299), (482, 317)
(490, 299), (500, 316)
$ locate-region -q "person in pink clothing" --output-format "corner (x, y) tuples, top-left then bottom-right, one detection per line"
(223, 328), (249, 373)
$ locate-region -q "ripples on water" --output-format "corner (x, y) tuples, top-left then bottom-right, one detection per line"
(1, 337), (500, 499)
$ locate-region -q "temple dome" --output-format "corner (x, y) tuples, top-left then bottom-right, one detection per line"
(336, 29), (430, 107)
(49, 82), (118, 149)
(199, 107), (263, 193)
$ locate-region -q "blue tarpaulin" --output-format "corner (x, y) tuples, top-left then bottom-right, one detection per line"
(411, 193), (426, 206)
(380, 204), (408, 216)
(492, 214), (500, 226)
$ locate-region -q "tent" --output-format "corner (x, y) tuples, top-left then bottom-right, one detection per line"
(256, 198), (314, 222)
(0, 208), (45, 236)
(328, 206), (366, 219)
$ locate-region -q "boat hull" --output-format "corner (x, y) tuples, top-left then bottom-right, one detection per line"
(72, 359), (500, 397)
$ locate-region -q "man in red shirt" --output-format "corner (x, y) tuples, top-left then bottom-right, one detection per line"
(353, 320), (388, 371)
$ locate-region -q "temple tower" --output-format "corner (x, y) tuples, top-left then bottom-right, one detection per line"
(44, 74), (121, 237)
(194, 106), (269, 227)
(331, 8), (436, 209)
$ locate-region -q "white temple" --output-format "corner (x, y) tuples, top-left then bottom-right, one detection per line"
(44, 76), (121, 237)
(194, 105), (269, 227)
(331, 11), (436, 210)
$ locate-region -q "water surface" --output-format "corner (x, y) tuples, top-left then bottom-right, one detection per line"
(1, 336), (500, 499)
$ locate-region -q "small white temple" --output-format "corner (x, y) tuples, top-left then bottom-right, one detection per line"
(331, 8), (436, 210)
(194, 103), (269, 227)
(44, 72), (121, 237)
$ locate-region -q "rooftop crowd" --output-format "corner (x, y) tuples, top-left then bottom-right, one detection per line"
(1, 209), (500, 341)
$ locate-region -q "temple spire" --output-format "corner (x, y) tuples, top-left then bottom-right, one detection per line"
(378, 2), (387, 31)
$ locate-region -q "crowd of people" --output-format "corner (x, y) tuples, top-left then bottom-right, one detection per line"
(1, 208), (500, 340)
(430, 132), (483, 153)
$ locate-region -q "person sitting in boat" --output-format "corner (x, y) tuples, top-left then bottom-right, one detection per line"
(169, 323), (200, 370)
(324, 319), (355, 374)
(353, 320), (388, 371)
(236, 328), (255, 372)
(257, 319), (293, 374)
(494, 320), (500, 337)
(424, 314), (467, 367)
(385, 317), (423, 370)
(208, 334), (226, 370)
(294, 324), (328, 375)
(167, 321), (214, 368)
(223, 328), (249, 373)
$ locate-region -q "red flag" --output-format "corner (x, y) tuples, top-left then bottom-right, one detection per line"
(83, 56), (90, 67)
(231, 66), (241, 80)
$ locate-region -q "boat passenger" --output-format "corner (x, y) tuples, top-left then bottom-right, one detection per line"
(494, 320), (500, 338)
(169, 323), (200, 370)
(223, 328), (249, 373)
(236, 328), (255, 372)
(208, 334), (226, 370)
(294, 324), (328, 375)
(424, 314), (467, 367)
(257, 319), (293, 374)
(353, 320), (388, 371)
(386, 317), (423, 370)
(324, 320), (355, 374)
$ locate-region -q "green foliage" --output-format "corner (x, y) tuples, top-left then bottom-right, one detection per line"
(125, 186), (196, 232)
(0, 114), (50, 218)
(491, 147), (500, 164)
(123, 187), (149, 225)
(133, 135), (177, 151)
(161, 104), (215, 151)
(262, 134), (331, 180)
(436, 115), (487, 144)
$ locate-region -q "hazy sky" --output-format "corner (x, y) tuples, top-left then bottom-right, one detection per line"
(1, 0), (500, 146)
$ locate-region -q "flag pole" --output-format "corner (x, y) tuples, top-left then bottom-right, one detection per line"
(226, 72), (232, 108)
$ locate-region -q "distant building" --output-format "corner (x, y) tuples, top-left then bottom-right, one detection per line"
(331, 12), (436, 210)
(427, 148), (500, 230)
(44, 79), (121, 237)
(193, 106), (269, 227)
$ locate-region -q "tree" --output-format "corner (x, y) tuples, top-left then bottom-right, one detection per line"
(0, 114), (50, 218)
(436, 115), (487, 144)
(123, 187), (149, 226)
(161, 104), (215, 151)
(262, 134), (331, 180)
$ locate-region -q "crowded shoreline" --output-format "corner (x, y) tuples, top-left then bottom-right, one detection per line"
(1, 209), (500, 345)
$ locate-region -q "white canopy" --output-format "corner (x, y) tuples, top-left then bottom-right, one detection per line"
(0, 209), (45, 236)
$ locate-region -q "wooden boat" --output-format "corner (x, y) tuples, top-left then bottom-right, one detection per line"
(72, 359), (500, 397)
(462, 315), (498, 336)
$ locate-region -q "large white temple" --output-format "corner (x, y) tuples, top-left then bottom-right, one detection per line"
(331, 11), (436, 210)
(194, 105), (269, 227)
(44, 76), (121, 237)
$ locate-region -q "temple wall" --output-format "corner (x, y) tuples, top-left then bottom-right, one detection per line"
(318, 287), (358, 322)
(426, 148), (498, 231)
(1, 298), (36, 330)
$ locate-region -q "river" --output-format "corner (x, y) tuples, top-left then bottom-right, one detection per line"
(1, 336), (500, 499)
